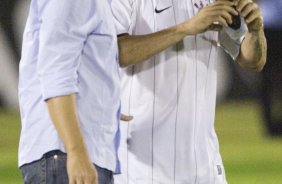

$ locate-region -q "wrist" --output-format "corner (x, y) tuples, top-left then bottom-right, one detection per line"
(248, 21), (264, 34)
(248, 26), (264, 32)
(246, 28), (264, 39)
(177, 20), (195, 36)
(67, 142), (88, 155)
(68, 148), (90, 162)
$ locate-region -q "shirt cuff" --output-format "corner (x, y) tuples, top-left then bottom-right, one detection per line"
(39, 71), (79, 101)
(42, 86), (79, 101)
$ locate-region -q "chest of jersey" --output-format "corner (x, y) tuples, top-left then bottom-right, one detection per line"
(132, 0), (218, 69)
(133, 0), (214, 33)
(124, 0), (219, 110)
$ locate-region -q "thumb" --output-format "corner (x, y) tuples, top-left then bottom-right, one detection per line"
(120, 114), (134, 121)
(209, 24), (223, 31)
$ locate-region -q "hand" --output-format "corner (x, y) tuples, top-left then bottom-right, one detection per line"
(236, 0), (263, 32)
(182, 0), (238, 35)
(67, 151), (98, 184)
(120, 114), (134, 121)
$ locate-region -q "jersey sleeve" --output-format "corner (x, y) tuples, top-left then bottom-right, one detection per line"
(111, 0), (137, 35)
(37, 0), (99, 100)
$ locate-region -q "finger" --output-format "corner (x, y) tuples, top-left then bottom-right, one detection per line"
(210, 1), (235, 11)
(207, 4), (238, 16)
(241, 3), (258, 18)
(247, 16), (264, 31)
(75, 179), (83, 184)
(84, 179), (93, 184)
(69, 179), (76, 184)
(94, 176), (98, 184)
(236, 0), (253, 12)
(212, 15), (228, 27)
(120, 114), (134, 121)
(208, 10), (233, 24)
(88, 177), (98, 184)
(218, 17), (228, 27)
(85, 171), (98, 184)
(85, 176), (98, 184)
(208, 24), (223, 31)
(246, 9), (262, 24)
(69, 176), (77, 184)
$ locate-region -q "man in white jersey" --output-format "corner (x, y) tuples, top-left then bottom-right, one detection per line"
(111, 0), (267, 183)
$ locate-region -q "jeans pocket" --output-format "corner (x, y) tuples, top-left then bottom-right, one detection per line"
(20, 158), (46, 184)
(95, 165), (114, 184)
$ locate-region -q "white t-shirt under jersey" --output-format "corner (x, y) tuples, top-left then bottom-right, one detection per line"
(112, 0), (242, 183)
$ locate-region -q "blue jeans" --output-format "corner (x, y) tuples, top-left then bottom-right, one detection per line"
(20, 150), (114, 184)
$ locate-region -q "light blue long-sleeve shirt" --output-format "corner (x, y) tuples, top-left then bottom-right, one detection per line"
(18, 0), (121, 173)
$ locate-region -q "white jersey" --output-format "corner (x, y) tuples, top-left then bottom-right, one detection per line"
(112, 0), (241, 183)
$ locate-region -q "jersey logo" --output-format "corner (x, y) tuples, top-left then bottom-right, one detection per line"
(155, 6), (172, 13)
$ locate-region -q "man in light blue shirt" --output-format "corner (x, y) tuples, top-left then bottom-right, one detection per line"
(18, 0), (121, 183)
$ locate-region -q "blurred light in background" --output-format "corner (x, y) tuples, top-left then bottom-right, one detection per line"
(259, 0), (282, 29)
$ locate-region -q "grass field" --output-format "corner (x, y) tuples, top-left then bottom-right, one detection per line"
(0, 100), (282, 184)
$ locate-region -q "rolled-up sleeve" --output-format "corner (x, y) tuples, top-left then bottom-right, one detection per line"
(111, 0), (136, 35)
(37, 0), (99, 100)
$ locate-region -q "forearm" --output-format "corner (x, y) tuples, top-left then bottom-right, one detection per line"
(235, 0), (267, 72)
(118, 1), (239, 67)
(237, 30), (267, 72)
(47, 94), (88, 155)
(118, 24), (188, 67)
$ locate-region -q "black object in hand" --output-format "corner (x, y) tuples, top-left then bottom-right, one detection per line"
(228, 6), (241, 30)
(229, 14), (241, 30)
